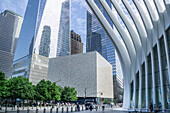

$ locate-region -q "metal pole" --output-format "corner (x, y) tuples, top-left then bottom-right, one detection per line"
(50, 108), (52, 113)
(44, 108), (46, 113)
(5, 107), (7, 113)
(75, 107), (77, 112)
(27, 108), (30, 113)
(67, 107), (69, 113)
(71, 107), (73, 112)
(62, 107), (64, 113)
(82, 106), (83, 111)
(17, 107), (20, 113)
(56, 107), (58, 113)
(85, 88), (86, 98)
(36, 108), (38, 113)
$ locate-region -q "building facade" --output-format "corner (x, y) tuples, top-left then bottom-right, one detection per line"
(86, 0), (170, 109)
(48, 51), (113, 103)
(71, 30), (83, 55)
(86, 0), (123, 100)
(12, 0), (70, 83)
(0, 10), (23, 78)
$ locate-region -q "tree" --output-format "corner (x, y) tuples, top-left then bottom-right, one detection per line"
(104, 99), (109, 104)
(0, 71), (9, 100)
(61, 86), (77, 102)
(36, 79), (50, 104)
(50, 82), (61, 101)
(113, 99), (117, 106)
(7, 76), (34, 105)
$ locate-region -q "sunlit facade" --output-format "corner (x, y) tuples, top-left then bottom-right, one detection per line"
(0, 10), (23, 78)
(86, 0), (170, 110)
(12, 0), (70, 81)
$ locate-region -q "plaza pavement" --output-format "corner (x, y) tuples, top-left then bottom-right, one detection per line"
(0, 107), (167, 113)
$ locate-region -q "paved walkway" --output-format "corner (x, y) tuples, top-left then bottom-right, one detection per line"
(0, 107), (168, 113)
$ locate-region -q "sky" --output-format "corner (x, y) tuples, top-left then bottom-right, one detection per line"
(0, 0), (165, 53)
(0, 0), (87, 52)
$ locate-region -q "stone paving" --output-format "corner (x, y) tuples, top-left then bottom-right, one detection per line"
(0, 107), (168, 113)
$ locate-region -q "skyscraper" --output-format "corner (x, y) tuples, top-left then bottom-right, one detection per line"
(71, 30), (83, 55)
(86, 0), (123, 100)
(0, 10), (23, 78)
(12, 0), (70, 84)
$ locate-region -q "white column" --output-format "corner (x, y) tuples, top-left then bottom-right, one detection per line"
(144, 0), (165, 109)
(154, 1), (170, 96)
(133, 74), (137, 108)
(151, 49), (156, 105)
(145, 56), (149, 109)
(138, 66), (142, 109)
(157, 39), (165, 109)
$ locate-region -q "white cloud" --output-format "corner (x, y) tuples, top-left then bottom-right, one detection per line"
(71, 0), (87, 8)
(0, 0), (28, 17)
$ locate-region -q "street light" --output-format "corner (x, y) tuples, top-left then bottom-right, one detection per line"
(54, 79), (62, 83)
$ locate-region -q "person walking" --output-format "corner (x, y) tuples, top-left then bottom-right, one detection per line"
(89, 104), (93, 111)
(77, 104), (80, 111)
(102, 103), (105, 112)
(150, 102), (153, 113)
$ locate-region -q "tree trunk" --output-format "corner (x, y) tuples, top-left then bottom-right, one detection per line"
(14, 98), (16, 106)
(22, 99), (24, 108)
(27, 99), (28, 107)
(36, 99), (37, 106)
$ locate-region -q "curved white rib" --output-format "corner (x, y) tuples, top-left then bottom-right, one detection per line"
(86, 0), (170, 110)
(133, 0), (153, 30)
(145, 0), (166, 109)
(98, 0), (136, 65)
(111, 0), (142, 60)
(121, 1), (150, 108)
(85, 0), (131, 109)
(85, 0), (131, 76)
(122, 0), (147, 39)
(155, 0), (165, 12)
(144, 0), (159, 21)
(133, 0), (158, 108)
(154, 0), (170, 90)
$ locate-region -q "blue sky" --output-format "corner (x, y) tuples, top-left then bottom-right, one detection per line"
(0, 0), (87, 52)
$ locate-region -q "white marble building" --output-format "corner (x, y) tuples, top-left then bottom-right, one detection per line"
(86, 0), (170, 110)
(47, 51), (113, 99)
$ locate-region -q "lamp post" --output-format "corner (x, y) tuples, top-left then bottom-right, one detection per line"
(55, 79), (62, 84)
(97, 92), (103, 108)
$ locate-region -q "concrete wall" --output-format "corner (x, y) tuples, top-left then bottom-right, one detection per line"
(47, 51), (113, 99)
(29, 54), (49, 85)
(96, 52), (113, 99)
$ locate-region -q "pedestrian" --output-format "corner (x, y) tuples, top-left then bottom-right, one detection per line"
(102, 103), (105, 111)
(89, 104), (93, 111)
(150, 102), (153, 113)
(96, 104), (98, 111)
(77, 104), (80, 111)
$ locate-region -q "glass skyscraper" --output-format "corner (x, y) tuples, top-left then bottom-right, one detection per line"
(86, 0), (123, 100)
(0, 10), (23, 78)
(12, 0), (70, 82)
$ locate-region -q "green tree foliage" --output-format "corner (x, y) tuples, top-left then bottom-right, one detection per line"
(113, 99), (117, 105)
(0, 73), (78, 104)
(0, 71), (9, 100)
(50, 82), (61, 101)
(7, 76), (35, 103)
(61, 86), (77, 102)
(104, 99), (109, 104)
(35, 80), (62, 102)
(36, 79), (49, 102)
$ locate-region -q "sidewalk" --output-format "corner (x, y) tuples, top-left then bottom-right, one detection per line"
(0, 106), (86, 113)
